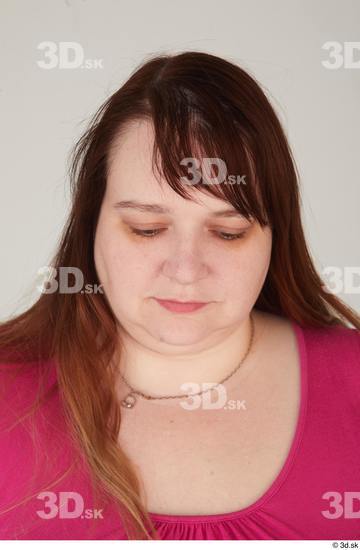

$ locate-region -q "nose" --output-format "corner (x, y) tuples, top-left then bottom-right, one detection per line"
(161, 236), (209, 283)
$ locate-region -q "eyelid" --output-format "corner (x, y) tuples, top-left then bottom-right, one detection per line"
(122, 215), (253, 227)
(126, 222), (252, 231)
(128, 227), (250, 240)
(128, 226), (250, 233)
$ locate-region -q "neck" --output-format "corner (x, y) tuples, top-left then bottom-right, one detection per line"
(116, 309), (263, 402)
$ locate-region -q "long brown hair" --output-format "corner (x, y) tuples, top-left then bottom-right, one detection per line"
(1, 51), (359, 540)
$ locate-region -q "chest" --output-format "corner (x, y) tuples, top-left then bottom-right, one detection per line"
(117, 333), (301, 516)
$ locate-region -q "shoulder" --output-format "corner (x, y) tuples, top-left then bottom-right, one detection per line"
(0, 358), (60, 468)
(0, 358), (57, 421)
(298, 320), (360, 360)
(255, 309), (359, 356)
(292, 320), (360, 402)
(254, 308), (360, 379)
(0, 359), (73, 538)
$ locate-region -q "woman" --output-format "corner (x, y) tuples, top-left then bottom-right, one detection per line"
(0, 51), (359, 541)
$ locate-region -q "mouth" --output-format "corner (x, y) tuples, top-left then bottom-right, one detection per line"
(153, 297), (209, 313)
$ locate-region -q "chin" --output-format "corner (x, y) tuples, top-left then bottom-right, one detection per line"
(150, 326), (208, 347)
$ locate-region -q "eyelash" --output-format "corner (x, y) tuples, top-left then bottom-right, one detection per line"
(129, 228), (248, 241)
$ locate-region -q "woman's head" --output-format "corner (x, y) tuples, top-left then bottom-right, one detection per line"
(75, 50), (309, 350)
(1, 51), (359, 541)
(94, 117), (272, 350)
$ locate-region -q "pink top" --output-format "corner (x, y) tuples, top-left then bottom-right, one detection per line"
(1, 319), (360, 540)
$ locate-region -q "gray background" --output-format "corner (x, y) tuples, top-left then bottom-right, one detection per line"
(1, 0), (359, 319)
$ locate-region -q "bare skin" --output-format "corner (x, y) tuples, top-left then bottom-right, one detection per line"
(93, 118), (301, 516)
(116, 309), (302, 516)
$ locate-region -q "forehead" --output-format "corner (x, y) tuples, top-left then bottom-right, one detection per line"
(105, 119), (238, 213)
(107, 118), (154, 183)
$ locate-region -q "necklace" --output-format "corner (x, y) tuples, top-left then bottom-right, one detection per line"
(119, 312), (255, 409)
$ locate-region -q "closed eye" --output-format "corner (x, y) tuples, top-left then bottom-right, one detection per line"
(129, 228), (248, 241)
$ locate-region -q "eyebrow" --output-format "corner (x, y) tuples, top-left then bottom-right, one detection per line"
(113, 200), (247, 219)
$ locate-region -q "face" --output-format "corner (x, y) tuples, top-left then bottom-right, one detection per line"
(94, 118), (272, 353)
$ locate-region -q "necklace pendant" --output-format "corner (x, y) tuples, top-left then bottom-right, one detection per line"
(121, 392), (137, 409)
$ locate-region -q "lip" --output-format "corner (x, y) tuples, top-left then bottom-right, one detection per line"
(154, 298), (209, 313)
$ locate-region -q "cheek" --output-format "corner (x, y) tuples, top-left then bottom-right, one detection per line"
(217, 235), (272, 301)
(94, 232), (153, 298)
